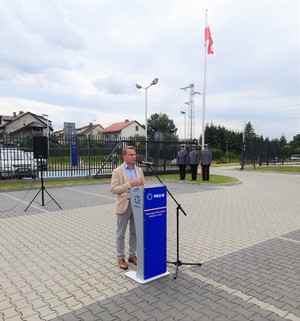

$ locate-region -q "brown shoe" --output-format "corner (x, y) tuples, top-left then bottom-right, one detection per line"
(118, 259), (128, 270)
(128, 256), (137, 265)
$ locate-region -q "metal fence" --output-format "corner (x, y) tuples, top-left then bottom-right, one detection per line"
(1, 133), (296, 180)
(0, 133), (180, 179)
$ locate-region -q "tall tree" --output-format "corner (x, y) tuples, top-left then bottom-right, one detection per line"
(202, 122), (243, 155)
(148, 113), (178, 141)
(290, 134), (300, 153)
(244, 121), (255, 138)
(279, 134), (287, 147)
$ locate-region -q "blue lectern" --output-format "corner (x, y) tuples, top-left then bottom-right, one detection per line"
(125, 185), (169, 283)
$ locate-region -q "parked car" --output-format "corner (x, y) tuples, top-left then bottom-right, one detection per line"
(291, 154), (300, 160)
(0, 156), (15, 179)
(0, 148), (38, 179)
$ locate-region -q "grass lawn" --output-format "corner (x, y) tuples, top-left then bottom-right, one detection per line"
(0, 176), (108, 191)
(0, 172), (238, 191)
(2, 164), (298, 191)
(159, 173), (239, 184)
(242, 165), (300, 173)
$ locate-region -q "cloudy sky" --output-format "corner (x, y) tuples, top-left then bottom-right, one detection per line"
(0, 0), (299, 142)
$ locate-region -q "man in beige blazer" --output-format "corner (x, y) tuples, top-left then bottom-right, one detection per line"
(110, 146), (145, 270)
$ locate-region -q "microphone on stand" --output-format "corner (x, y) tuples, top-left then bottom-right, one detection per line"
(138, 160), (153, 166)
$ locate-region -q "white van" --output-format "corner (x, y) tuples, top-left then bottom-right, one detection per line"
(0, 148), (38, 179)
(291, 154), (300, 160)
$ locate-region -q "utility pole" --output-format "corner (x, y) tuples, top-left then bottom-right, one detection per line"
(42, 114), (49, 153)
(180, 84), (195, 141)
(180, 84), (201, 142)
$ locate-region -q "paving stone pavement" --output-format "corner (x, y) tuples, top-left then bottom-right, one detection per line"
(0, 167), (299, 321)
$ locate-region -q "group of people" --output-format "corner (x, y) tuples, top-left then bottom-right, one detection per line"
(110, 143), (212, 270)
(177, 143), (212, 181)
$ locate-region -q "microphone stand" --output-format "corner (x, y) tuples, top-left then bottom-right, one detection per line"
(141, 162), (202, 279)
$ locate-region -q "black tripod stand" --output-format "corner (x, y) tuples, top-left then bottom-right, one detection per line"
(25, 158), (62, 212)
(141, 162), (202, 279)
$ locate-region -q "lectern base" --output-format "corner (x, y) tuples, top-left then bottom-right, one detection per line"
(125, 271), (170, 284)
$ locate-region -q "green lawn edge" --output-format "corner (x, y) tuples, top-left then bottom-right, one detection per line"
(1, 165), (298, 191)
(0, 173), (238, 191)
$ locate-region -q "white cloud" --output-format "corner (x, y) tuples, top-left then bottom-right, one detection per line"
(0, 0), (299, 141)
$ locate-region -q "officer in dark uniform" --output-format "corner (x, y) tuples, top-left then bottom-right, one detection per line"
(177, 144), (188, 180)
(189, 144), (200, 180)
(200, 143), (212, 181)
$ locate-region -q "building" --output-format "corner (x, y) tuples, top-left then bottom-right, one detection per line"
(76, 123), (104, 137)
(0, 111), (52, 143)
(54, 123), (104, 139)
(101, 119), (145, 140)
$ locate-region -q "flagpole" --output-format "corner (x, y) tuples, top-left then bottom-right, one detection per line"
(202, 9), (208, 150)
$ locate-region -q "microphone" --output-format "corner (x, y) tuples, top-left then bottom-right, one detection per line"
(138, 160), (153, 166)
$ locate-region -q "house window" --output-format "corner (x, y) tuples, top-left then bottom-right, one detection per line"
(135, 126), (139, 131)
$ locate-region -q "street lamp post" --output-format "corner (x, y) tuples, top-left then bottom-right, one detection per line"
(42, 114), (49, 152)
(135, 78), (159, 162)
(180, 111), (186, 141)
(42, 114), (49, 138)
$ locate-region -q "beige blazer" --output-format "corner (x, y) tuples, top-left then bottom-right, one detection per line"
(110, 163), (144, 214)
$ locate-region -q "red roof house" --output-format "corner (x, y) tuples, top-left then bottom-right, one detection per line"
(101, 119), (145, 140)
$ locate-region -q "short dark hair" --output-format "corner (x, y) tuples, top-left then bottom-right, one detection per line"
(122, 145), (135, 155)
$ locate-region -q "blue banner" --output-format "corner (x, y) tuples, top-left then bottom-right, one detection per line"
(71, 141), (78, 166)
(143, 185), (167, 279)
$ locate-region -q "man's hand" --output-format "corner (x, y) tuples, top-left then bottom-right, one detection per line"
(130, 177), (144, 187)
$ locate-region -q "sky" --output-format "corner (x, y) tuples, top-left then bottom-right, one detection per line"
(0, 0), (299, 142)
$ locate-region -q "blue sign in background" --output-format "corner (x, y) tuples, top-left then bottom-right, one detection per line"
(71, 141), (78, 166)
(143, 185), (167, 279)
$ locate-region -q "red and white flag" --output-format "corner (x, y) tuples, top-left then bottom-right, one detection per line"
(205, 26), (214, 55)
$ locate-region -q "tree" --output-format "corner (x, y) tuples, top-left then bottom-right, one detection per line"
(290, 134), (300, 154)
(202, 122), (243, 156)
(279, 134), (289, 162)
(244, 121), (255, 137)
(243, 122), (258, 163)
(279, 134), (287, 147)
(148, 113), (178, 142)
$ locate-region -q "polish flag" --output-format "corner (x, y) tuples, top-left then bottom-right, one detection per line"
(205, 26), (214, 55)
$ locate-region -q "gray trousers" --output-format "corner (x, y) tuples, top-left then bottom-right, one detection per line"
(116, 202), (136, 259)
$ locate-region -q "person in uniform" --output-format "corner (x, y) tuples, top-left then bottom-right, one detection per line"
(189, 144), (200, 180)
(200, 143), (212, 181)
(177, 144), (188, 180)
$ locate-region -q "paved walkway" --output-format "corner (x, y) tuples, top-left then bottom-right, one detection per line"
(0, 167), (299, 321)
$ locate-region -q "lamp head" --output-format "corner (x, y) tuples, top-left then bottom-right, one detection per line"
(151, 78), (159, 85)
(135, 84), (142, 89)
(180, 111), (186, 115)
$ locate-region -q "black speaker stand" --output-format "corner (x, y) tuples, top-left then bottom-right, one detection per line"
(25, 159), (62, 212)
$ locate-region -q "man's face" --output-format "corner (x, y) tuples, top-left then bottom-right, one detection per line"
(123, 148), (136, 166)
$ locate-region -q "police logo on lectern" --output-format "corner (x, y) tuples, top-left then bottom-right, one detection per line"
(133, 195), (141, 208)
(146, 193), (153, 201)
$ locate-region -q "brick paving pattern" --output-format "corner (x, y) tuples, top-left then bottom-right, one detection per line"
(0, 167), (299, 320)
